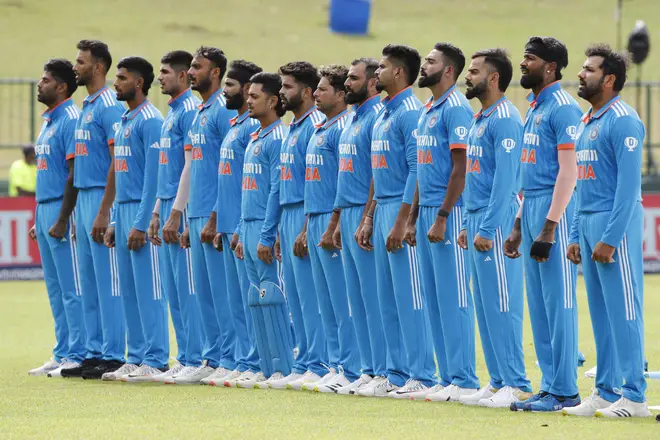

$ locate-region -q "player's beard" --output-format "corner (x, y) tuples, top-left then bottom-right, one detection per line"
(192, 75), (212, 94)
(418, 70), (442, 88)
(520, 70), (543, 89)
(345, 82), (368, 105)
(465, 78), (488, 99)
(116, 88), (136, 102)
(375, 81), (385, 93)
(37, 88), (56, 106)
(75, 70), (92, 86)
(577, 77), (604, 100)
(225, 91), (244, 110)
(281, 92), (302, 112)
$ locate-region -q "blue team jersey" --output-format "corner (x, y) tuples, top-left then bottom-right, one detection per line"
(304, 110), (349, 214)
(416, 86), (472, 207)
(215, 111), (259, 234)
(74, 86), (125, 189)
(157, 89), (200, 200)
(571, 96), (644, 247)
(35, 99), (80, 203)
(371, 87), (421, 204)
(465, 97), (523, 240)
(334, 95), (383, 208)
(187, 89), (236, 219)
(521, 82), (582, 192)
(241, 120), (287, 247)
(113, 101), (163, 232)
(279, 106), (325, 206)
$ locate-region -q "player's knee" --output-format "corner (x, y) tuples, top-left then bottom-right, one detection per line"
(258, 281), (286, 306)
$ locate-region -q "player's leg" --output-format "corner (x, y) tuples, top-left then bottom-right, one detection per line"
(159, 229), (185, 367)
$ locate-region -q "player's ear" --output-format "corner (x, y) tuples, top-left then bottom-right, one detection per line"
(489, 70), (500, 89)
(445, 65), (454, 79)
(242, 82), (251, 96)
(603, 73), (616, 90)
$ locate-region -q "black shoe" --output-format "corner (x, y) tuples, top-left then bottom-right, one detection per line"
(82, 360), (125, 380)
(61, 358), (101, 378)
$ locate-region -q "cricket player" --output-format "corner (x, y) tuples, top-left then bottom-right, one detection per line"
(331, 57), (386, 395)
(564, 44), (650, 418)
(459, 48), (533, 408)
(356, 44), (436, 398)
(180, 47), (237, 385)
(299, 65), (361, 393)
(504, 37), (582, 412)
(209, 60), (263, 386)
(60, 40), (125, 379)
(102, 57), (168, 382)
(146, 50), (204, 383)
(404, 43), (480, 401)
(274, 62), (328, 391)
(233, 72), (292, 388)
(28, 59), (85, 378)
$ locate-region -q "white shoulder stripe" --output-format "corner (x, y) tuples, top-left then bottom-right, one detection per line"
(613, 102), (629, 117)
(561, 90), (573, 105)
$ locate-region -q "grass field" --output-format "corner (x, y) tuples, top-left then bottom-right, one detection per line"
(1, 276), (659, 439)
(1, 0), (660, 178)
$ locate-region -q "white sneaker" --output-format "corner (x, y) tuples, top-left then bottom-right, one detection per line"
(171, 365), (215, 385)
(122, 364), (165, 383)
(388, 379), (428, 399)
(268, 372), (302, 389)
(48, 360), (82, 378)
(357, 376), (399, 397)
(287, 371), (322, 390)
(302, 369), (335, 392)
(459, 385), (499, 406)
(595, 397), (651, 418)
(102, 363), (138, 381)
(225, 370), (256, 388)
(254, 372), (284, 389)
(562, 389), (614, 417)
(152, 363), (185, 383)
(236, 371), (266, 388)
(315, 373), (351, 393)
(478, 386), (533, 408)
(200, 367), (230, 385)
(427, 384), (479, 402)
(337, 374), (372, 395)
(28, 359), (61, 376)
(585, 365), (597, 378)
(408, 383), (443, 401)
(212, 369), (240, 387)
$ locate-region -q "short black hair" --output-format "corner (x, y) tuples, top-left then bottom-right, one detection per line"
(278, 61), (320, 92)
(44, 58), (78, 98)
(382, 44), (421, 86)
(250, 72), (285, 117)
(194, 46), (228, 80)
(161, 50), (193, 72)
(472, 48), (513, 92)
(351, 57), (379, 80)
(319, 64), (349, 92)
(433, 42), (466, 81)
(77, 39), (112, 73)
(585, 43), (628, 92)
(228, 59), (263, 85)
(525, 36), (569, 80)
(117, 56), (155, 96)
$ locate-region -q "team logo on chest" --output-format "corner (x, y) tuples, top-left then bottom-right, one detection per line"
(84, 112), (93, 123)
(47, 128), (56, 138)
(166, 119), (173, 130)
(428, 116), (438, 128)
(288, 133), (299, 146)
(229, 130), (238, 142)
(534, 114), (542, 126)
(352, 124), (361, 136)
(383, 119), (392, 132)
(253, 143), (262, 156)
(200, 115), (208, 127)
(316, 134), (325, 146)
(476, 125), (486, 138)
(123, 126), (131, 138)
(589, 125), (599, 141)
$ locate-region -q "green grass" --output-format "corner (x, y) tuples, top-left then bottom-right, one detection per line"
(1, 276), (659, 439)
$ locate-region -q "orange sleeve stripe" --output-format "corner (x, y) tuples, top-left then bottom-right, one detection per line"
(66, 153), (75, 160)
(449, 143), (467, 150)
(108, 139), (115, 147)
(557, 143), (574, 150)
(184, 144), (193, 151)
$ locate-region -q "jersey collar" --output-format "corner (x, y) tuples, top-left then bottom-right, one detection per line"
(474, 96), (509, 120)
(42, 98), (73, 121)
(230, 111), (251, 127)
(168, 88), (193, 108)
(382, 86), (413, 112)
(251, 119), (283, 140)
(315, 109), (348, 130)
(426, 85), (458, 111)
(526, 81), (562, 108)
(123, 100), (151, 121)
(85, 86), (110, 104)
(581, 96), (621, 123)
(290, 105), (317, 127)
(354, 95), (381, 118)
(200, 88), (224, 110)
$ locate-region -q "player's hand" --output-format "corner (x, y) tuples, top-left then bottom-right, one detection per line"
(274, 236), (282, 262)
(332, 224), (342, 250)
(403, 220), (416, 247)
(213, 233), (223, 252)
(473, 234), (493, 252)
(48, 220), (67, 241)
(386, 222), (405, 253)
(319, 226), (336, 251)
(457, 229), (468, 250)
(91, 213), (109, 244)
(148, 213), (162, 246)
(179, 226), (190, 249)
(427, 217), (447, 243)
(293, 229), (308, 258)
(28, 224), (37, 242)
(235, 241), (244, 260)
(258, 244), (274, 265)
(200, 218), (216, 244)
(128, 228), (147, 251)
(357, 221), (374, 251)
(230, 233), (240, 251)
(566, 243), (581, 265)
(504, 228), (522, 259)
(592, 241), (616, 264)
(104, 226), (116, 248)
(162, 210), (181, 244)
(71, 221), (76, 242)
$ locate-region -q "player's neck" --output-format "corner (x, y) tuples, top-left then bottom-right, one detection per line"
(236, 103), (249, 117)
(86, 77), (107, 97)
(200, 84), (221, 104)
(386, 82), (408, 98)
(127, 94), (147, 111)
(532, 79), (555, 99)
(322, 105), (346, 121)
(430, 81), (454, 101)
(293, 100), (315, 121)
(590, 91), (619, 113)
(478, 89), (504, 110)
(259, 112), (278, 129)
(47, 96), (67, 111)
(358, 93), (379, 107)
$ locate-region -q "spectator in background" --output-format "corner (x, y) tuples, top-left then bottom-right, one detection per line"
(8, 145), (37, 197)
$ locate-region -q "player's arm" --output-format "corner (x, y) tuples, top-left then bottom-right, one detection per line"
(404, 182), (419, 246)
(50, 118), (79, 239)
(259, 138), (283, 250)
(133, 118), (162, 233)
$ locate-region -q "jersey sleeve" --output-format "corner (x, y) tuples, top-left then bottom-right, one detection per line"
(180, 109), (197, 151)
(101, 105), (123, 147)
(260, 138), (283, 248)
(479, 116), (523, 240)
(600, 116), (644, 248)
(445, 105), (472, 150)
(551, 104), (582, 150)
(569, 193), (581, 244)
(63, 116), (78, 160)
(133, 117), (163, 232)
(399, 109), (420, 205)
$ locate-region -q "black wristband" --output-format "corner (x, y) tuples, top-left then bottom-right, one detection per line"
(437, 209), (450, 218)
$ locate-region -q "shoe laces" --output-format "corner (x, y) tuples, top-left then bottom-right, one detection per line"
(402, 379), (425, 392)
(607, 397), (628, 410)
(583, 388), (600, 404)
